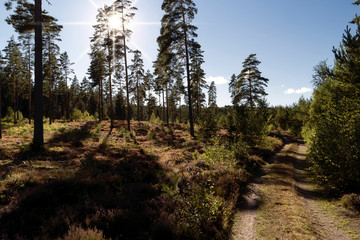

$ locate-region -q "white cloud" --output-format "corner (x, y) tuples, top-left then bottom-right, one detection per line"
(284, 87), (312, 95)
(206, 76), (228, 85)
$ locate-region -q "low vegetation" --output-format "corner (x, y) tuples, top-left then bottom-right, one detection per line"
(0, 119), (282, 239)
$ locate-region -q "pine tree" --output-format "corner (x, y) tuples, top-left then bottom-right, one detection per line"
(158, 0), (200, 136)
(115, 0), (137, 130)
(34, 0), (44, 148)
(18, 33), (33, 124)
(88, 47), (107, 121)
(189, 40), (207, 121)
(129, 50), (145, 121)
(3, 36), (25, 124)
(0, 51), (4, 139)
(59, 51), (73, 119)
(230, 54), (269, 108)
(208, 81), (217, 109)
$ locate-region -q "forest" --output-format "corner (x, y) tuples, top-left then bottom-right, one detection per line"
(0, 0), (359, 239)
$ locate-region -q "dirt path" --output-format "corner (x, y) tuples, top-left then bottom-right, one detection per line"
(231, 138), (360, 240)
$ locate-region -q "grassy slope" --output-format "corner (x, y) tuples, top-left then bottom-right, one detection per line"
(0, 120), (282, 240)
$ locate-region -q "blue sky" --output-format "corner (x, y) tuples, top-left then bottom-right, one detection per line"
(0, 0), (358, 106)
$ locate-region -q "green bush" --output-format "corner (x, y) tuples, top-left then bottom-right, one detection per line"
(2, 107), (24, 123)
(69, 109), (96, 121)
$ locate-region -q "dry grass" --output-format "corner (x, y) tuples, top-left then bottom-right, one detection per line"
(255, 143), (318, 240)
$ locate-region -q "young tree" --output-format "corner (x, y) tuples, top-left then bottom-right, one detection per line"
(208, 81), (217, 109)
(230, 54), (269, 108)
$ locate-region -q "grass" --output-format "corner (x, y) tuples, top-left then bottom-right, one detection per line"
(255, 143), (319, 240)
(0, 120), (282, 240)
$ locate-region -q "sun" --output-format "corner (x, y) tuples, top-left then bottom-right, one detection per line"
(108, 14), (122, 30)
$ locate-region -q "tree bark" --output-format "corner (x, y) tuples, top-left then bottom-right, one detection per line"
(0, 71), (2, 139)
(28, 40), (32, 124)
(181, 1), (194, 137)
(107, 30), (114, 128)
(33, 0), (44, 148)
(123, 36), (131, 131)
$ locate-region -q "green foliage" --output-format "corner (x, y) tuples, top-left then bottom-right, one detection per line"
(227, 106), (269, 147)
(306, 16), (360, 192)
(2, 107), (24, 123)
(147, 128), (156, 140)
(69, 109), (96, 122)
(150, 112), (161, 124)
(307, 80), (360, 192)
(176, 180), (226, 240)
(269, 97), (311, 137)
(201, 139), (236, 170)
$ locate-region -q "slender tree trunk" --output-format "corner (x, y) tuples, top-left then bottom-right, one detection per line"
(179, 98), (182, 123)
(107, 30), (114, 128)
(0, 72), (2, 139)
(13, 74), (16, 124)
(123, 36), (131, 131)
(16, 77), (19, 121)
(33, 0), (44, 148)
(136, 78), (140, 121)
(166, 83), (169, 125)
(48, 39), (52, 125)
(162, 89), (165, 122)
(98, 84), (101, 122)
(28, 41), (32, 124)
(158, 92), (161, 119)
(181, 1), (194, 137)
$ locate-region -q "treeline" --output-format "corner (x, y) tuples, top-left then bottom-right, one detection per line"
(0, 0), (215, 140)
(267, 1), (360, 194)
(303, 3), (360, 193)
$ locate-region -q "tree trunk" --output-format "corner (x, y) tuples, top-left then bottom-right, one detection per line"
(16, 76), (19, 121)
(107, 30), (114, 129)
(123, 36), (131, 131)
(181, 1), (194, 137)
(162, 89), (165, 122)
(0, 71), (2, 139)
(28, 41), (32, 124)
(13, 74), (16, 124)
(48, 39), (52, 125)
(137, 77), (140, 121)
(33, 0), (44, 148)
(179, 98), (182, 123)
(166, 83), (169, 125)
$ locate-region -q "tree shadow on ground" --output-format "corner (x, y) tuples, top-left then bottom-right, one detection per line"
(0, 141), (174, 240)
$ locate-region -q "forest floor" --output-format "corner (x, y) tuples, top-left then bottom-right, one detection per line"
(0, 120), (282, 239)
(231, 136), (360, 240)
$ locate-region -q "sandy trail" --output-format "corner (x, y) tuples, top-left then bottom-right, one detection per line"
(231, 137), (360, 240)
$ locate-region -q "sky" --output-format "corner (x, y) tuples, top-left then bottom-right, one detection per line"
(0, 0), (358, 107)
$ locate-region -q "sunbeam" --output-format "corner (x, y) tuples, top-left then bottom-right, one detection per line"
(87, 0), (99, 9)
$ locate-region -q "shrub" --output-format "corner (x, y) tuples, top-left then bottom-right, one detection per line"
(62, 225), (107, 240)
(69, 109), (96, 121)
(341, 194), (360, 212)
(2, 107), (24, 123)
